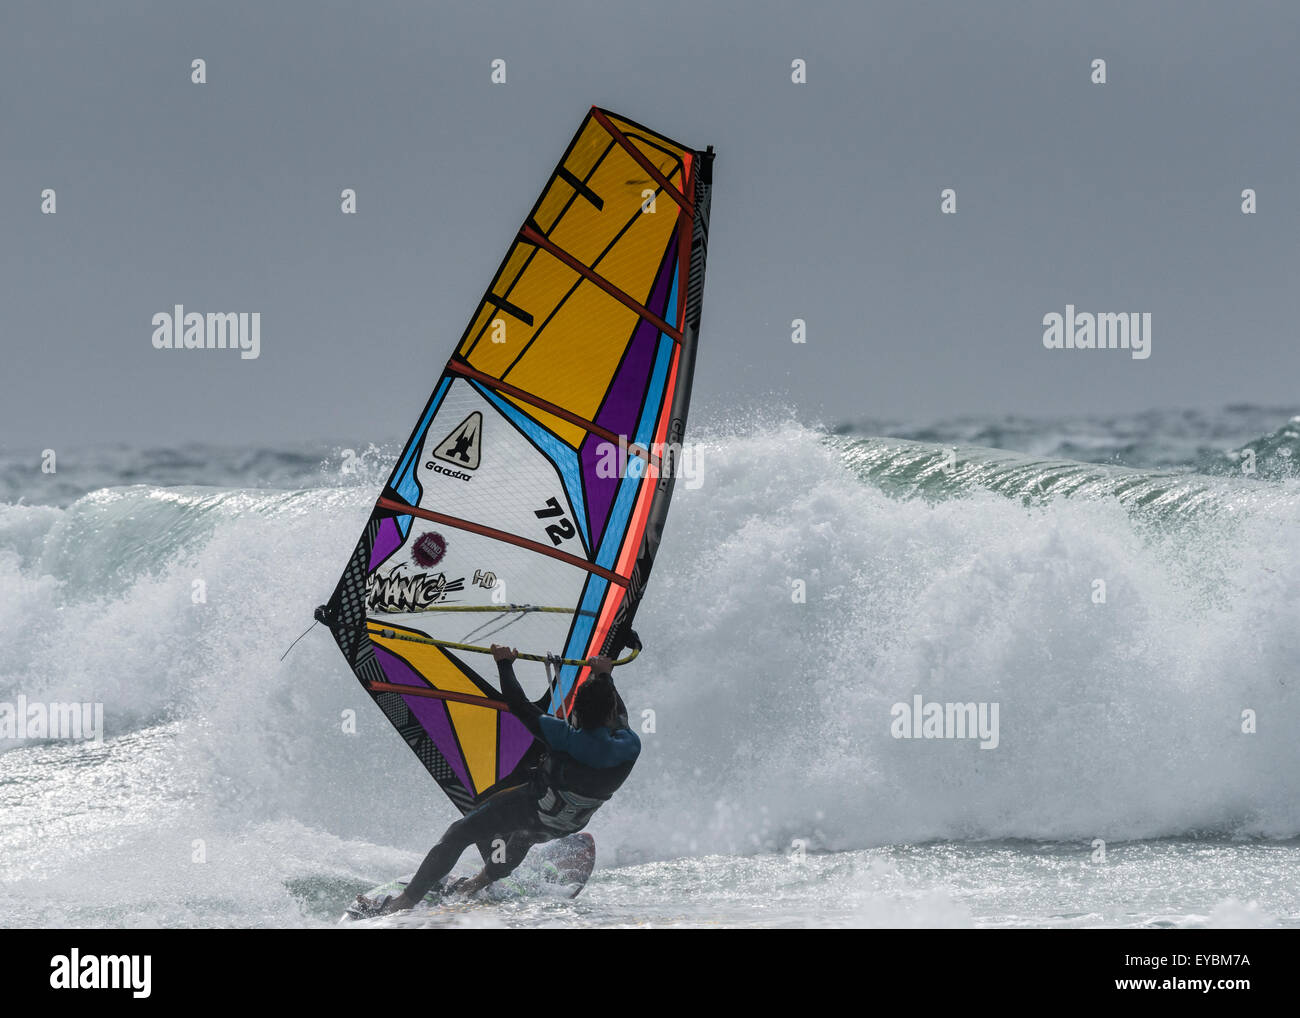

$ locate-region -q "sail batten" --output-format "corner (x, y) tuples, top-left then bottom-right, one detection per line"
(320, 108), (714, 812)
(373, 496), (629, 584)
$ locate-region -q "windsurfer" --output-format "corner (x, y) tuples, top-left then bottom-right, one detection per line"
(355, 640), (641, 914)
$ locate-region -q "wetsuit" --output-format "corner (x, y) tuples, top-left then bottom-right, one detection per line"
(401, 659), (640, 901)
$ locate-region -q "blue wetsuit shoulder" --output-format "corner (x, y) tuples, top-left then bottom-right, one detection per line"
(538, 716), (641, 769)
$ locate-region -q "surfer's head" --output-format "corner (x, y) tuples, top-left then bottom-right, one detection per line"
(573, 672), (616, 729)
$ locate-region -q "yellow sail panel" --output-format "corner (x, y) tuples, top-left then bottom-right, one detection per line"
(453, 109), (685, 413)
(604, 113), (690, 185)
(532, 118), (615, 234)
(459, 252), (581, 377)
(472, 116), (680, 334)
(447, 701), (500, 793)
(456, 245), (536, 362)
(500, 280), (641, 416)
(369, 630), (483, 697)
(459, 244), (647, 422)
(574, 196), (679, 305)
(545, 155), (682, 293)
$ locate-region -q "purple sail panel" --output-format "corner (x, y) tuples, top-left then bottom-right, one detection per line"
(498, 712), (535, 779)
(372, 644), (473, 792)
(368, 516), (404, 572)
(581, 245), (678, 542)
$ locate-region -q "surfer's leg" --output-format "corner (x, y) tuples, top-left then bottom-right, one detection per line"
(481, 829), (549, 882)
(450, 831), (545, 897)
(475, 828), (532, 869)
(401, 817), (482, 903)
(403, 786), (536, 903)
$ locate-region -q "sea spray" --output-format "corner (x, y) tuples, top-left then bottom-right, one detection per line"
(1, 416), (1298, 927)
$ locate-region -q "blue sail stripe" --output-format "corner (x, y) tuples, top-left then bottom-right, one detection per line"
(548, 575), (611, 709)
(392, 376), (452, 507)
(595, 341), (674, 570)
(550, 274), (681, 703)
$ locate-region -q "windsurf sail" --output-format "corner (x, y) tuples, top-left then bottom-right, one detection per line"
(317, 108), (714, 813)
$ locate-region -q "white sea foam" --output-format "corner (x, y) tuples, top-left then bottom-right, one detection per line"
(2, 413), (1298, 926)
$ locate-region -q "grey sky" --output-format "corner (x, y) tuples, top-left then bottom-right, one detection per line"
(2, 0), (1297, 449)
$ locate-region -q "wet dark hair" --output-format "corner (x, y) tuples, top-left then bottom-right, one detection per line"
(573, 672), (615, 729)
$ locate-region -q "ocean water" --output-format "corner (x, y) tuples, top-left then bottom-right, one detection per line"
(2, 406), (1299, 928)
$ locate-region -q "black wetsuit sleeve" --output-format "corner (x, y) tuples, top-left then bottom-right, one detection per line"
(497, 659), (544, 738)
(612, 686), (629, 730)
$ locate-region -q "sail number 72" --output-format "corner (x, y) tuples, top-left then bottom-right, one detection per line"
(534, 497), (576, 546)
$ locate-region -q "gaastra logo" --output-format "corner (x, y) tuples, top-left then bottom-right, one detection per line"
(427, 412), (482, 481)
(366, 565), (464, 613)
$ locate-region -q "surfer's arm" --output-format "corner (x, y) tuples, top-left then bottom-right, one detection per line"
(584, 654), (628, 728)
(492, 645), (544, 738)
